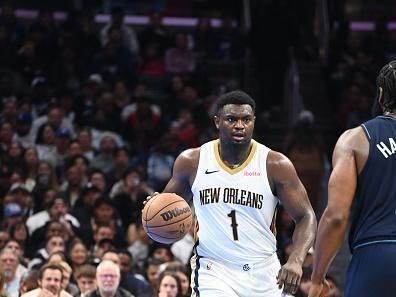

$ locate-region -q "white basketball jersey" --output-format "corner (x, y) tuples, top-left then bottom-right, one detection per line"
(191, 139), (279, 264)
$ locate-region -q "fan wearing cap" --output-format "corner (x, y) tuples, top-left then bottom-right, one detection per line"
(7, 183), (34, 218)
(2, 202), (23, 230)
(15, 112), (34, 148)
(53, 127), (72, 169)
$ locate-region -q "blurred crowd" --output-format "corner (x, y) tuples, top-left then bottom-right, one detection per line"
(0, 3), (246, 297)
(0, 1), (395, 297)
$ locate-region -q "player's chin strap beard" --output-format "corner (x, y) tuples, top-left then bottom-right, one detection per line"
(218, 141), (253, 169)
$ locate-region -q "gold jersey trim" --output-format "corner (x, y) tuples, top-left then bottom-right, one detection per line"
(213, 139), (257, 175)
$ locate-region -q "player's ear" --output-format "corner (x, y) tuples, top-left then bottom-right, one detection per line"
(378, 87), (383, 104)
(214, 115), (220, 129)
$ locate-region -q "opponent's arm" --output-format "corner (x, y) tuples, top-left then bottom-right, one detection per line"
(309, 129), (362, 297)
(268, 151), (317, 294)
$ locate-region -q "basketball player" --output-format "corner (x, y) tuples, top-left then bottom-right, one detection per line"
(309, 60), (396, 297)
(149, 90), (317, 296)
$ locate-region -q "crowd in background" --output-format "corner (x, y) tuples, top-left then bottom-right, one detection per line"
(0, 1), (394, 297)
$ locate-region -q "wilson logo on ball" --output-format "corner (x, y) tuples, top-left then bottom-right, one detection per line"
(160, 207), (191, 221)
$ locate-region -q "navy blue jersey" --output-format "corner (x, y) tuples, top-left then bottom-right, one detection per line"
(349, 115), (396, 252)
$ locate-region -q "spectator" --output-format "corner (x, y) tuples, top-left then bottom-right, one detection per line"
(0, 249), (20, 297)
(14, 112), (34, 148)
(23, 148), (39, 181)
(53, 127), (73, 170)
(139, 12), (168, 58)
(66, 238), (89, 272)
(100, 7), (139, 56)
(57, 261), (79, 297)
(112, 168), (153, 228)
(60, 165), (85, 208)
(127, 223), (152, 273)
(36, 160), (59, 191)
(66, 155), (90, 187)
(0, 121), (14, 153)
(117, 249), (148, 297)
(209, 17), (246, 60)
(18, 270), (39, 297)
(21, 263), (72, 297)
(156, 272), (182, 297)
(8, 221), (29, 250)
(90, 134), (117, 174)
(192, 17), (214, 59)
(89, 225), (116, 262)
(28, 235), (66, 270)
(2, 202), (24, 230)
(26, 195), (79, 237)
(283, 110), (329, 214)
(74, 265), (97, 297)
(77, 129), (96, 161)
(31, 106), (75, 144)
(143, 259), (162, 295)
(122, 99), (162, 153)
(88, 170), (107, 196)
(0, 231), (9, 250)
(91, 198), (125, 248)
(107, 147), (131, 185)
(146, 137), (175, 191)
(148, 244), (174, 264)
(164, 33), (195, 74)
(86, 260), (135, 297)
(3, 239), (28, 276)
(34, 123), (56, 164)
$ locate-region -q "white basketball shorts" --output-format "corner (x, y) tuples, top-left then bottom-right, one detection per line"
(190, 253), (283, 297)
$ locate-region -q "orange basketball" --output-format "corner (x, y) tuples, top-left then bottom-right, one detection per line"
(142, 193), (193, 244)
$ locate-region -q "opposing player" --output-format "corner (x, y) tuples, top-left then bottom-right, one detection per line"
(151, 90), (316, 296)
(309, 61), (396, 297)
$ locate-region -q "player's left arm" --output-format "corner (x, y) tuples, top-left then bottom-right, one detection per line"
(267, 151), (317, 294)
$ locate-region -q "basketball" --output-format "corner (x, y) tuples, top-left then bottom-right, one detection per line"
(142, 193), (193, 244)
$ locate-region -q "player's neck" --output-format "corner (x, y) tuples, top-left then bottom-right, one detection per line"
(384, 111), (396, 119)
(218, 141), (252, 169)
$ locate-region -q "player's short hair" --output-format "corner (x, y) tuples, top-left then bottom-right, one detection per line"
(214, 90), (256, 115)
(376, 60), (396, 113)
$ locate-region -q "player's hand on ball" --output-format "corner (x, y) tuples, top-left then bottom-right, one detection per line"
(143, 191), (160, 207)
(276, 261), (302, 294)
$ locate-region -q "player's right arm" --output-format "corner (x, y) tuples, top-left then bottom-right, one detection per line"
(160, 148), (200, 201)
(309, 127), (367, 297)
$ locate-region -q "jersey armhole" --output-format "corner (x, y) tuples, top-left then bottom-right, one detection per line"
(190, 147), (203, 192)
(361, 123), (371, 141)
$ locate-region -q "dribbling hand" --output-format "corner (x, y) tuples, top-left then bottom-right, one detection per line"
(277, 261), (302, 295)
(143, 191), (160, 207)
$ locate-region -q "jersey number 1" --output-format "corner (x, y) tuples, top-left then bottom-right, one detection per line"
(227, 210), (239, 241)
